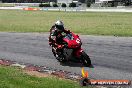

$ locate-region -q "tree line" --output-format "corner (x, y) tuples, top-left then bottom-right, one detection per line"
(1, 0), (56, 3)
(1, 0), (131, 6)
(86, 0), (131, 7)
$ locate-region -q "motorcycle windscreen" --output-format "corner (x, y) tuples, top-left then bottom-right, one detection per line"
(63, 33), (75, 43)
(64, 33), (74, 40)
(63, 33), (81, 48)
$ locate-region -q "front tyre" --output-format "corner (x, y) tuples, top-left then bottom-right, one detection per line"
(81, 52), (91, 67)
(52, 47), (66, 62)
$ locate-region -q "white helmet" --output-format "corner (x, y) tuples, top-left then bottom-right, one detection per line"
(55, 20), (64, 31)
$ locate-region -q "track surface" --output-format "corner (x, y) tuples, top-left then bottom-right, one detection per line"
(0, 32), (132, 80)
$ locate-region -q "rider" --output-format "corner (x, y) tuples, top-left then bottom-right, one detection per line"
(49, 20), (70, 48)
(49, 20), (71, 61)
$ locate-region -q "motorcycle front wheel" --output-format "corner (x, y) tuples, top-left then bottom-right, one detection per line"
(52, 48), (66, 62)
(81, 51), (91, 67)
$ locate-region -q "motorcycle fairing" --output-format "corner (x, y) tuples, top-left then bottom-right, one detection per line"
(63, 32), (83, 58)
(63, 33), (82, 49)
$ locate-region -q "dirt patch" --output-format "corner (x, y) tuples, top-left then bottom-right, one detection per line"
(24, 70), (49, 78)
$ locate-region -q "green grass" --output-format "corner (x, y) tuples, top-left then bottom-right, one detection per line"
(0, 10), (132, 36)
(0, 3), (15, 7)
(0, 65), (92, 88)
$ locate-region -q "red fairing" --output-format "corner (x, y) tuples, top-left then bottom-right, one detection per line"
(63, 32), (82, 48)
(63, 32), (83, 57)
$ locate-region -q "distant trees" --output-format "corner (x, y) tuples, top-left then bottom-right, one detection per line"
(123, 0), (131, 6)
(61, 3), (66, 7)
(86, 0), (131, 7)
(53, 3), (58, 7)
(39, 3), (51, 7)
(79, 0), (85, 3)
(1, 0), (57, 3)
(1, 0), (131, 7)
(85, 0), (95, 7)
(2, 0), (13, 3)
(109, 0), (131, 7)
(69, 2), (76, 7)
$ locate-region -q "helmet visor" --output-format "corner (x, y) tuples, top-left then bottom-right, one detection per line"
(56, 25), (64, 31)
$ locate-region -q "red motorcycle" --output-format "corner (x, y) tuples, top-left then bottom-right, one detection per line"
(51, 32), (91, 67)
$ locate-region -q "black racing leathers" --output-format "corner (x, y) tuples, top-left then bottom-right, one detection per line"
(49, 25), (70, 46)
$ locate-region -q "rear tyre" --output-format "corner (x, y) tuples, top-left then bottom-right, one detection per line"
(81, 52), (91, 67)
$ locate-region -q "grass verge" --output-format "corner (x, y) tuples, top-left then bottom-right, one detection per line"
(0, 10), (132, 36)
(0, 65), (93, 88)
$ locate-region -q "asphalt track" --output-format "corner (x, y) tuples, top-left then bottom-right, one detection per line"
(0, 32), (132, 81)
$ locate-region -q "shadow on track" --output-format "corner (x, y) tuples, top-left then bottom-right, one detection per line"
(59, 60), (94, 68)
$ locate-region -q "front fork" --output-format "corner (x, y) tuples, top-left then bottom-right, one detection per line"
(52, 47), (63, 57)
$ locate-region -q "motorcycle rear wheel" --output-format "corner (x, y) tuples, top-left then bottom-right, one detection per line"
(81, 52), (91, 67)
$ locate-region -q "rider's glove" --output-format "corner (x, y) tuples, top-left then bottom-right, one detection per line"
(57, 45), (64, 49)
(49, 42), (52, 46)
(65, 30), (71, 34)
(67, 30), (70, 33)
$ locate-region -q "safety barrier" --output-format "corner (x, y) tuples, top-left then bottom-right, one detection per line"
(23, 7), (40, 11)
(0, 7), (132, 12)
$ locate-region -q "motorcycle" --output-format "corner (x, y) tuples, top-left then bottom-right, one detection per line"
(51, 32), (91, 67)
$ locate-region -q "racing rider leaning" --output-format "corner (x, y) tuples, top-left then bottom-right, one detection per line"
(49, 20), (70, 47)
(49, 20), (71, 60)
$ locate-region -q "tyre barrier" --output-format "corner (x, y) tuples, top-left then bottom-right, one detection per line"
(23, 8), (40, 11)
